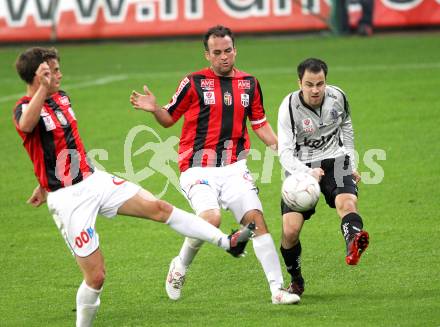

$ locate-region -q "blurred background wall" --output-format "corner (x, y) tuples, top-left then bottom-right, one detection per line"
(1, 0), (439, 43)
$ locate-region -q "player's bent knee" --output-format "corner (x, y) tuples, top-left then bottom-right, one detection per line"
(242, 209), (263, 221)
(337, 199), (357, 214)
(283, 225), (300, 241)
(157, 200), (173, 214)
(151, 199), (173, 222)
(243, 209), (268, 234)
(87, 270), (105, 290)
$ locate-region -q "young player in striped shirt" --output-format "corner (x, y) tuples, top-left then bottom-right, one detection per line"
(13, 47), (254, 327)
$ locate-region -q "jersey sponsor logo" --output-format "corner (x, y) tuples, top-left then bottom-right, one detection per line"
(75, 227), (94, 248)
(327, 92), (337, 100)
(200, 79), (214, 90)
(224, 91), (232, 106)
(302, 118), (315, 133)
(55, 110), (68, 126)
(42, 115), (56, 131)
(203, 91), (215, 105)
(241, 93), (249, 107)
(59, 96), (70, 106)
(238, 80), (251, 89)
(112, 175), (126, 185)
(303, 129), (338, 149)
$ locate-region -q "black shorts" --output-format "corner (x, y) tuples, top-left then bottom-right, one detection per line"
(281, 155), (358, 220)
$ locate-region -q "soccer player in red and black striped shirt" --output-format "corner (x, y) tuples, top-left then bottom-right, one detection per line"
(13, 47), (255, 327)
(131, 25), (299, 304)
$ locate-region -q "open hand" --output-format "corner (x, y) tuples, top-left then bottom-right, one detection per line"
(130, 85), (159, 112)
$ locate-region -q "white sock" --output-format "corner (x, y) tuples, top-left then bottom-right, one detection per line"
(179, 237), (204, 267)
(166, 207), (229, 250)
(252, 233), (284, 295)
(76, 280), (102, 327)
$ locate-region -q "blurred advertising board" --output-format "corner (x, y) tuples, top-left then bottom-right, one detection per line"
(1, 0), (439, 42)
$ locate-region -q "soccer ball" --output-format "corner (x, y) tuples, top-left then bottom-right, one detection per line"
(281, 172), (320, 212)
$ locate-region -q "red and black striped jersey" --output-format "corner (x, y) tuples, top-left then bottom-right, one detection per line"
(13, 90), (94, 192)
(165, 67), (267, 172)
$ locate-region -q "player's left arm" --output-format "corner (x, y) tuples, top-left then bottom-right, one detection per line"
(340, 102), (361, 183)
(27, 185), (47, 207)
(253, 123), (277, 151)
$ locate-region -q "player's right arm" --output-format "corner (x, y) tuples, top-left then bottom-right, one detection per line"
(18, 63), (51, 133)
(130, 85), (175, 127)
(277, 94), (323, 181)
(131, 77), (191, 128)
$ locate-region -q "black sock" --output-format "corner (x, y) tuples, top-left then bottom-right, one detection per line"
(341, 213), (364, 243)
(280, 242), (302, 281)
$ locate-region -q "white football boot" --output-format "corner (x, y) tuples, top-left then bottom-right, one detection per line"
(271, 288), (301, 304)
(165, 256), (187, 300)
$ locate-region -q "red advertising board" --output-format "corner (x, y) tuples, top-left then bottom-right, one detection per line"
(0, 0), (439, 43)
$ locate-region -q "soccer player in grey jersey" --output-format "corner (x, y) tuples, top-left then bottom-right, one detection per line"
(277, 58), (369, 295)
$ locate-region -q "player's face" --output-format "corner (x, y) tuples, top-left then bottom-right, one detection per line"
(299, 69), (326, 109)
(47, 59), (62, 93)
(205, 35), (236, 77)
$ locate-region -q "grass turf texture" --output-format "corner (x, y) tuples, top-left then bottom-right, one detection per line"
(1, 33), (439, 326)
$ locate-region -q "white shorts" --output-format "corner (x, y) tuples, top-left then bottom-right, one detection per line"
(179, 160), (263, 223)
(46, 170), (141, 257)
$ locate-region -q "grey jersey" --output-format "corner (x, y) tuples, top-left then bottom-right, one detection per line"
(278, 85), (355, 174)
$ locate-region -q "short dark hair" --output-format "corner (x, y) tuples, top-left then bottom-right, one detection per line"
(297, 58), (328, 81)
(203, 25), (235, 51)
(15, 47), (60, 84)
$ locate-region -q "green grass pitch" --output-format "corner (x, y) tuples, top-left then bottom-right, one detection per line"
(0, 32), (439, 326)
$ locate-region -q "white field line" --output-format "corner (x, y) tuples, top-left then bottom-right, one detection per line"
(1, 74), (129, 104)
(2, 62), (439, 104)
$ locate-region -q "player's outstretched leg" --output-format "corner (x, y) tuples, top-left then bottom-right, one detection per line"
(119, 193), (243, 252)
